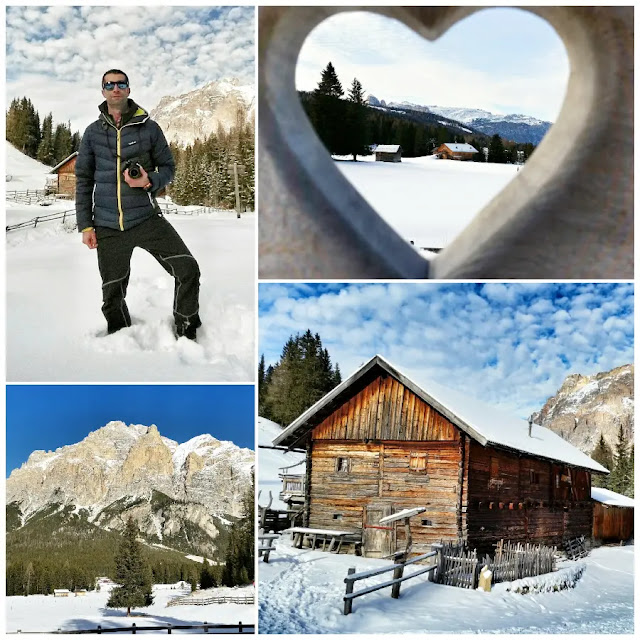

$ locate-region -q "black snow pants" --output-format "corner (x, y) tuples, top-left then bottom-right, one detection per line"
(95, 214), (201, 334)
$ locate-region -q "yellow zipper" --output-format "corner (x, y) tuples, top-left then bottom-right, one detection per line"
(116, 128), (124, 230)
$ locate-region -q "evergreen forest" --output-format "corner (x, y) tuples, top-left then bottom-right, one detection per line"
(590, 427), (634, 497)
(259, 330), (342, 427)
(301, 62), (537, 163)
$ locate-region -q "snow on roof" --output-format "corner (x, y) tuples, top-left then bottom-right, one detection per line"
(443, 143), (478, 153)
(591, 487), (634, 507)
(375, 145), (401, 153)
(273, 355), (608, 474)
(49, 152), (78, 173)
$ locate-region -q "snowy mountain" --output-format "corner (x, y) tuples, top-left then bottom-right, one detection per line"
(7, 421), (254, 556)
(150, 77), (254, 146)
(531, 365), (634, 457)
(367, 95), (552, 144)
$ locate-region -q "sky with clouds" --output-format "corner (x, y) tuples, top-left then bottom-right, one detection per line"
(296, 8), (569, 122)
(259, 283), (633, 422)
(6, 5), (254, 134)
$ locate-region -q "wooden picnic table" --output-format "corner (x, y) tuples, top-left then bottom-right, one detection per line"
(284, 527), (361, 553)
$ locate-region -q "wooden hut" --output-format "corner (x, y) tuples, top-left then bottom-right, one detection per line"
(592, 487), (634, 543)
(435, 143), (477, 161)
(374, 145), (402, 163)
(273, 355), (608, 557)
(50, 151), (78, 196)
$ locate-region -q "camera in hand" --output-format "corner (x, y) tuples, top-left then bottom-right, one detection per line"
(122, 158), (143, 179)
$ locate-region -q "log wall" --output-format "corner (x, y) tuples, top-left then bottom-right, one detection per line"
(466, 440), (594, 553)
(593, 503), (634, 542)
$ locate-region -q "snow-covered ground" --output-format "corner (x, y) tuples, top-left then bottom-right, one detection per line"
(335, 154), (520, 249)
(6, 585), (255, 633)
(6, 146), (255, 382)
(258, 540), (633, 634)
(258, 417), (305, 512)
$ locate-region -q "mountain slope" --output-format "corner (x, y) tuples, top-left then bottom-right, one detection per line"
(531, 365), (634, 457)
(150, 77), (254, 146)
(7, 421), (254, 558)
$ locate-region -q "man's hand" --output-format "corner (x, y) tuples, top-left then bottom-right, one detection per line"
(123, 165), (151, 189)
(82, 229), (98, 249)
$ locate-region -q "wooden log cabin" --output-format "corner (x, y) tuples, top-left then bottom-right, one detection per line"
(273, 355), (608, 557)
(591, 487), (634, 544)
(434, 143), (478, 161)
(374, 145), (402, 163)
(50, 152), (79, 196)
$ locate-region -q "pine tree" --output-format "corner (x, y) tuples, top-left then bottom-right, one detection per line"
(488, 134), (506, 164)
(315, 62), (343, 98)
(346, 78), (368, 161)
(608, 425), (631, 496)
(591, 433), (614, 488)
(200, 558), (215, 590)
(37, 113), (55, 165)
(106, 519), (154, 616)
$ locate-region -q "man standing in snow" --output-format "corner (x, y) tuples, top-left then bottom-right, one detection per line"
(75, 69), (201, 340)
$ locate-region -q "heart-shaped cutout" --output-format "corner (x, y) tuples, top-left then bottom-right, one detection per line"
(258, 6), (633, 278)
(295, 9), (567, 253)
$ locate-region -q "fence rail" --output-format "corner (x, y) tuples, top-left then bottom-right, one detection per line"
(32, 621), (254, 634)
(6, 189), (48, 205)
(166, 594), (254, 607)
(343, 550), (437, 615)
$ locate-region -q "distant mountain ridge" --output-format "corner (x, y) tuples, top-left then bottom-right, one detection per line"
(7, 421), (254, 558)
(150, 77), (255, 147)
(531, 365), (634, 458)
(367, 94), (552, 144)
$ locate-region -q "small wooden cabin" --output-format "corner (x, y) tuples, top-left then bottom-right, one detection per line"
(273, 355), (608, 557)
(374, 145), (402, 163)
(592, 487), (634, 543)
(435, 143), (477, 161)
(50, 152), (78, 196)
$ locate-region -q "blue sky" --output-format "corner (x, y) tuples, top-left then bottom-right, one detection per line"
(259, 283), (633, 421)
(296, 8), (568, 121)
(6, 6), (254, 133)
(6, 385), (254, 475)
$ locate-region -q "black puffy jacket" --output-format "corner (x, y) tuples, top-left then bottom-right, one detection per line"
(75, 99), (175, 231)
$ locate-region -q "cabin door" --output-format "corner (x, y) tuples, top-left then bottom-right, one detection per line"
(363, 504), (394, 558)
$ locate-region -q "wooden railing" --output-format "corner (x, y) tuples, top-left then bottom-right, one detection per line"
(34, 621), (255, 634)
(166, 593), (254, 607)
(343, 550), (438, 615)
(6, 189), (48, 204)
(279, 474), (304, 497)
(6, 209), (77, 231)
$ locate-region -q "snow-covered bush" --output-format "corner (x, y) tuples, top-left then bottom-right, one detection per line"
(497, 563), (586, 595)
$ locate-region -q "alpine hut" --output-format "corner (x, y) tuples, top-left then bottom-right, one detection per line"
(434, 143), (478, 161)
(374, 145), (402, 163)
(50, 151), (79, 196)
(273, 355), (608, 557)
(591, 487), (634, 544)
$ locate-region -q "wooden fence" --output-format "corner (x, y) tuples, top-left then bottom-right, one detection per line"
(166, 593), (254, 607)
(435, 539), (557, 589)
(6, 209), (77, 231)
(26, 621), (255, 634)
(343, 550), (438, 615)
(6, 189), (48, 205)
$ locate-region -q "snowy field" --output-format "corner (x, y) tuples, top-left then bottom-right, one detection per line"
(6, 585), (255, 634)
(258, 540), (633, 634)
(6, 146), (255, 382)
(335, 154), (520, 249)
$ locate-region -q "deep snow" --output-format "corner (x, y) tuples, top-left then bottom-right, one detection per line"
(335, 154), (520, 249)
(258, 539), (633, 634)
(6, 147), (255, 382)
(6, 585), (255, 633)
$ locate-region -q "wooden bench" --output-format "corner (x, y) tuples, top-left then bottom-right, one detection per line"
(258, 533), (280, 563)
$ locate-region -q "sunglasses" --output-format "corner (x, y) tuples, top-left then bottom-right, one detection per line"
(103, 81), (129, 91)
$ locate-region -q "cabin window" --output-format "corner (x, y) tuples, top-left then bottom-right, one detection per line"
(529, 470), (540, 485)
(335, 457), (350, 473)
(490, 457), (499, 478)
(421, 519), (433, 527)
(409, 451), (428, 473)
(333, 513), (343, 521)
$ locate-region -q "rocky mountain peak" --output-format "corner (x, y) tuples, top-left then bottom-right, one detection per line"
(531, 364), (634, 456)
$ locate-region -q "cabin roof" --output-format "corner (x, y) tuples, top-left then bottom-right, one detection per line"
(442, 143), (477, 153)
(272, 354), (609, 474)
(49, 151), (78, 173)
(591, 487), (634, 507)
(375, 144), (401, 153)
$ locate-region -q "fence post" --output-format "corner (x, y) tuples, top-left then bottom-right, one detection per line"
(132, 622), (136, 634)
(204, 621), (208, 633)
(391, 553), (405, 599)
(239, 621), (243, 633)
(167, 623), (172, 634)
(344, 567), (355, 615)
(97, 625), (102, 634)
